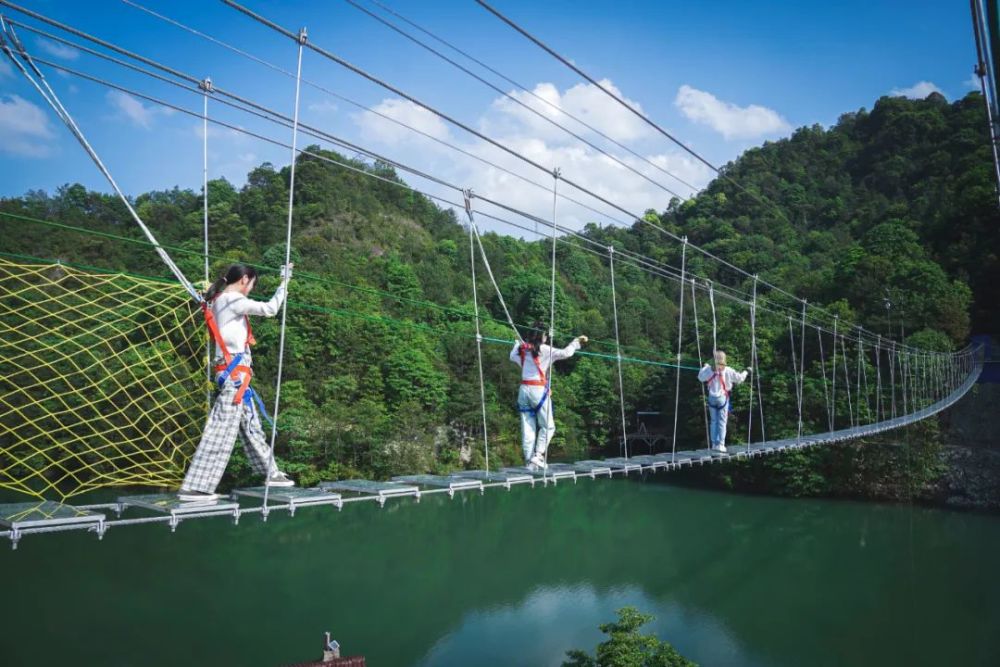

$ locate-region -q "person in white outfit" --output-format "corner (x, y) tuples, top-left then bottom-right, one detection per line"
(697, 350), (750, 452)
(510, 322), (588, 470)
(178, 263), (296, 501)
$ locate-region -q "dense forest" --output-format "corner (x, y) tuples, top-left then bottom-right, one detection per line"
(1, 91), (996, 499)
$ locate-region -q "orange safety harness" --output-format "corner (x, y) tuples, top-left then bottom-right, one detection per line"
(707, 369), (733, 413)
(517, 343), (550, 414)
(201, 301), (271, 424)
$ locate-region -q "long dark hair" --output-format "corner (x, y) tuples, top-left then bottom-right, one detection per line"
(205, 264), (258, 301)
(523, 320), (547, 356)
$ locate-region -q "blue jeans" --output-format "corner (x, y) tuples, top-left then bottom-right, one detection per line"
(707, 394), (729, 448)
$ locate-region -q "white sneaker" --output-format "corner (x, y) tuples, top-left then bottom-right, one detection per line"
(717, 444), (727, 453)
(266, 471), (295, 487)
(177, 489), (219, 502)
(530, 454), (547, 469)
(525, 461), (539, 472)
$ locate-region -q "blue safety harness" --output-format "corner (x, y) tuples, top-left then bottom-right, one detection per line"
(217, 352), (274, 428)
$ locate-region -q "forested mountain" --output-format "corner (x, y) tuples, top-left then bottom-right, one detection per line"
(1, 92), (995, 496)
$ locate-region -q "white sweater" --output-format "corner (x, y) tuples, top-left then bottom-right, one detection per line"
(697, 364), (748, 399)
(509, 340), (581, 383)
(211, 283), (287, 360)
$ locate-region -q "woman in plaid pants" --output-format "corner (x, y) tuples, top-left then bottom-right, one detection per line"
(178, 263), (295, 501)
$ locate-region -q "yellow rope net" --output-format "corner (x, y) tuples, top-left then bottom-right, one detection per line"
(0, 258), (205, 501)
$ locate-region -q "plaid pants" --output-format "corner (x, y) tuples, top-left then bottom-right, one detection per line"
(181, 379), (277, 493)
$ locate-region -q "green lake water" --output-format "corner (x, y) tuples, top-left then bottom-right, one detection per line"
(2, 478), (999, 666)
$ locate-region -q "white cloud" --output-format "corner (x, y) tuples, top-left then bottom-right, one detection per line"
(0, 59), (12, 79)
(674, 84), (790, 140)
(965, 73), (981, 90)
(355, 98), (451, 144)
(488, 79), (652, 144)
(890, 81), (944, 99)
(35, 37), (79, 61)
(0, 94), (55, 158)
(307, 100), (338, 115)
(191, 120), (246, 143)
(106, 90), (173, 129)
(351, 79), (715, 233)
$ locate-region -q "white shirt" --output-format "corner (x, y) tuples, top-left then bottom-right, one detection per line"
(697, 364), (748, 398)
(509, 339), (581, 383)
(211, 283), (287, 360)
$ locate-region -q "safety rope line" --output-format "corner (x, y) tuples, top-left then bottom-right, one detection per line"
(817, 327), (831, 432)
(746, 276), (759, 447)
(542, 168), (560, 473)
(831, 316), (838, 431)
(0, 18), (200, 302)
(670, 238), (687, 463)
(855, 330), (865, 424)
(464, 194), (523, 344)
(798, 301), (806, 441)
(261, 26), (306, 515)
(691, 277), (710, 450)
(890, 343), (897, 419)
(788, 316), (801, 443)
(859, 331), (872, 424)
(841, 335), (854, 429)
(753, 276), (766, 443)
(463, 191), (491, 473)
(875, 336), (883, 422)
(201, 77), (212, 412)
(609, 246), (629, 459)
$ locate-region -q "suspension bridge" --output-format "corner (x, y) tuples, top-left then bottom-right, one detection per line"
(0, 0), (986, 549)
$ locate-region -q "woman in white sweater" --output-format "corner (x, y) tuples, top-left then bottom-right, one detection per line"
(510, 322), (588, 470)
(178, 264), (295, 501)
(697, 350), (750, 452)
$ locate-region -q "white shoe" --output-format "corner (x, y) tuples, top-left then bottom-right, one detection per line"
(525, 461), (539, 472)
(177, 489), (219, 502)
(530, 454), (547, 469)
(266, 471), (295, 487)
(717, 444), (727, 453)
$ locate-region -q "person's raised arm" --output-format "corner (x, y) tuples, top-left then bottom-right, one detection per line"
(551, 335), (587, 362)
(232, 264), (292, 318)
(510, 342), (523, 365)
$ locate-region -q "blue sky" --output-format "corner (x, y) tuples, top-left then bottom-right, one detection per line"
(0, 0), (980, 231)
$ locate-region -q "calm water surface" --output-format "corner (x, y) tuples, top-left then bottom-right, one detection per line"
(2, 478), (998, 666)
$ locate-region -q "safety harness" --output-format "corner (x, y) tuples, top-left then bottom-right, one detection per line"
(706, 369), (733, 415)
(517, 343), (550, 415)
(202, 300), (273, 426)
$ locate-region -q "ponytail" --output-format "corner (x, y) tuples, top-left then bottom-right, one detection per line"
(204, 264), (259, 302)
(204, 277), (228, 302)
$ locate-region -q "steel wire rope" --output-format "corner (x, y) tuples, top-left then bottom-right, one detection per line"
(343, 0), (687, 201)
(6, 8), (921, 354)
(119, 0), (650, 231)
(357, 0), (700, 193)
(220, 0), (914, 352)
(1, 0), (925, 354)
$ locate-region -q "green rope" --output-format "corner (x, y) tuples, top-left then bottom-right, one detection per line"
(1, 209), (700, 365)
(0, 251), (699, 371)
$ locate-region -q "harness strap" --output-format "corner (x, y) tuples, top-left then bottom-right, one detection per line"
(215, 360), (253, 405)
(708, 370), (733, 413)
(518, 344), (550, 414)
(203, 299), (257, 406)
(518, 344), (547, 385)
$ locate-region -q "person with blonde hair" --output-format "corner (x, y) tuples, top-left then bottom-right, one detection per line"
(697, 350), (749, 452)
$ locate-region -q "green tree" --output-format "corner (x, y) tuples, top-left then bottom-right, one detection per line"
(563, 607), (697, 667)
